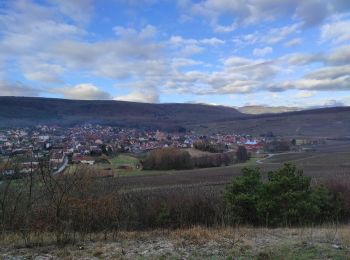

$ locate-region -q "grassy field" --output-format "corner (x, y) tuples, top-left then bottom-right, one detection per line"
(109, 154), (140, 167)
(64, 154), (142, 176)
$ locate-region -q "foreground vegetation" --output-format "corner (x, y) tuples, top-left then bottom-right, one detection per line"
(225, 164), (343, 226)
(1, 226), (350, 259)
(0, 161), (349, 249)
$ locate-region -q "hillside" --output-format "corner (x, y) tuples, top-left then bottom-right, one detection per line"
(237, 105), (301, 114)
(1, 97), (350, 137)
(0, 97), (244, 130)
(195, 106), (350, 137)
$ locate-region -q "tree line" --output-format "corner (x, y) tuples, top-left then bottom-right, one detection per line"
(141, 148), (239, 170)
(193, 140), (226, 153)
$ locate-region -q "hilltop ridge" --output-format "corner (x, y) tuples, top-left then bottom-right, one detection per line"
(0, 96), (244, 129)
(1, 96), (350, 137)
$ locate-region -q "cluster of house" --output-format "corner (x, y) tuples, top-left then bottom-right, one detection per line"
(0, 124), (288, 176)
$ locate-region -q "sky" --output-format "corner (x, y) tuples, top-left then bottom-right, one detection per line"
(1, 0), (350, 108)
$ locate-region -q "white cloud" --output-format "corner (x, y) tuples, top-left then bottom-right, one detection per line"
(200, 37), (225, 45)
(169, 35), (224, 46)
(178, 45), (204, 56)
(294, 0), (330, 27)
(115, 90), (159, 103)
(49, 0), (94, 24)
(49, 35), (165, 79)
(262, 24), (300, 44)
(232, 33), (258, 49)
(114, 25), (157, 39)
(223, 56), (253, 67)
(0, 1), (86, 55)
(0, 0), (87, 84)
(305, 65), (350, 80)
(283, 45), (350, 66)
(264, 60), (350, 93)
(20, 58), (65, 83)
(321, 18), (350, 44)
(1, 0), (350, 105)
(168, 35), (224, 57)
(0, 80), (39, 96)
(326, 45), (350, 65)
(182, 0), (350, 31)
(171, 58), (202, 68)
(294, 90), (315, 98)
(253, 47), (273, 57)
(282, 75), (350, 92)
(285, 53), (323, 66)
(233, 24), (300, 49)
(284, 38), (302, 47)
(0, 1), (166, 101)
(213, 22), (237, 33)
(163, 55), (280, 96)
(54, 84), (112, 100)
(115, 0), (158, 6)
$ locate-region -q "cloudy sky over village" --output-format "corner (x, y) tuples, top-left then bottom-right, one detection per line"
(1, 0), (350, 107)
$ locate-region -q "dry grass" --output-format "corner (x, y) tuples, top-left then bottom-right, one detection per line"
(1, 225), (350, 247)
(1, 225), (350, 259)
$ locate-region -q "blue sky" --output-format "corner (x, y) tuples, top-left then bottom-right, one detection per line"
(1, 0), (350, 108)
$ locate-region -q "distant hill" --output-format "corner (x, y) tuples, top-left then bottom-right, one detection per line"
(0, 97), (244, 130)
(1, 97), (349, 137)
(237, 105), (301, 114)
(195, 106), (350, 138)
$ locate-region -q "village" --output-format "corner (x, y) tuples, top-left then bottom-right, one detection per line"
(0, 124), (324, 177)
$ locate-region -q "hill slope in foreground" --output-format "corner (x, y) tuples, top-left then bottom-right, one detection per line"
(1, 96), (350, 137)
(1, 226), (349, 259)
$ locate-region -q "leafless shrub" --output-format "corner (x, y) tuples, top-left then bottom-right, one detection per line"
(1, 155), (350, 247)
(320, 175), (350, 219)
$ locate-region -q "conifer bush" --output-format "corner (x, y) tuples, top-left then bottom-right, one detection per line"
(224, 164), (344, 226)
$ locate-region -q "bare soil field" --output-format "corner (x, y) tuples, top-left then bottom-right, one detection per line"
(112, 140), (350, 192)
(1, 226), (350, 259)
(262, 152), (313, 163)
(115, 161), (270, 191)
